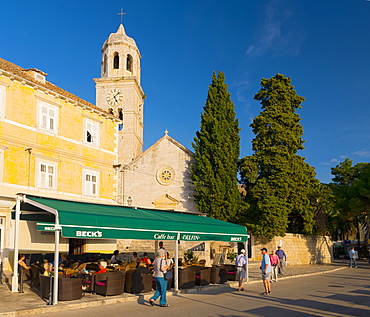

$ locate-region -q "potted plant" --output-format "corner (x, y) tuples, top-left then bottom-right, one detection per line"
(226, 249), (237, 263)
(183, 250), (198, 265)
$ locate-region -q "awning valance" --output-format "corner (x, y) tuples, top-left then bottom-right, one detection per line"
(18, 196), (248, 242)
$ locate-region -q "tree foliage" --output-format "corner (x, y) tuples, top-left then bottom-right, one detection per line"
(330, 158), (370, 254)
(191, 71), (241, 222)
(239, 74), (320, 238)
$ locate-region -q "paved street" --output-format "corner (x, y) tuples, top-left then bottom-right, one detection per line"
(40, 265), (370, 317)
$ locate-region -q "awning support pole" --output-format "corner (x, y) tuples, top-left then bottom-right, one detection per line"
(52, 223), (61, 305)
(174, 233), (179, 291)
(245, 239), (249, 282)
(11, 195), (22, 292)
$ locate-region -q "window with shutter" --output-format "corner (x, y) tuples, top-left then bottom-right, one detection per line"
(38, 102), (58, 132)
(85, 120), (99, 146)
(83, 171), (99, 197)
(38, 162), (56, 189)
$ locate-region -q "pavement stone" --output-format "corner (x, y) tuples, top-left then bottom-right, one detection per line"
(0, 260), (349, 316)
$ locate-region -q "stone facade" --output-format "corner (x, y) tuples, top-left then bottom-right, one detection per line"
(121, 133), (198, 212)
(251, 233), (333, 265)
(94, 24), (145, 165)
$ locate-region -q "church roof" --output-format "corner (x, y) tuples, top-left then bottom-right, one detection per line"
(103, 24), (138, 49)
(124, 134), (194, 169)
(0, 57), (118, 120)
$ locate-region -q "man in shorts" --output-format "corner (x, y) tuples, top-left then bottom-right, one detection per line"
(235, 249), (247, 291)
(261, 248), (272, 295)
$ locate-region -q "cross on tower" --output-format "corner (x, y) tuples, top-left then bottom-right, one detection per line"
(118, 7), (126, 24)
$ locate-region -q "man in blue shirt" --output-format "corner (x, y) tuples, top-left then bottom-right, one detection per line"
(276, 246), (287, 275)
(348, 247), (357, 268)
(261, 248), (272, 295)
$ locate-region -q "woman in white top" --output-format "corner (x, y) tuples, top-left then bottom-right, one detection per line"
(149, 249), (169, 307)
(166, 252), (174, 269)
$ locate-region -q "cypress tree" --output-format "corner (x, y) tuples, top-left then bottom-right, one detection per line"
(239, 74), (319, 238)
(191, 71), (241, 221)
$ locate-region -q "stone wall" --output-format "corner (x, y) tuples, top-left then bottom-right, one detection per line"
(251, 233), (333, 265)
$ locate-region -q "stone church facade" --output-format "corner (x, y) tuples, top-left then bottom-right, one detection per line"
(94, 23), (199, 214)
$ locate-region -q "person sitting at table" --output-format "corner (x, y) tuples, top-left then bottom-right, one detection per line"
(43, 259), (53, 276)
(59, 253), (69, 269)
(111, 250), (120, 264)
(132, 252), (139, 262)
(96, 261), (107, 274)
(139, 252), (151, 267)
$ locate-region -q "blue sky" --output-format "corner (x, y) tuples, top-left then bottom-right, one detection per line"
(1, 0), (369, 184)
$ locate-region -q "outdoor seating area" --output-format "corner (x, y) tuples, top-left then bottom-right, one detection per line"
(17, 254), (240, 303)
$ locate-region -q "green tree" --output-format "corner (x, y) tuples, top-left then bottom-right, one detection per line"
(191, 71), (241, 221)
(331, 159), (370, 254)
(239, 74), (320, 238)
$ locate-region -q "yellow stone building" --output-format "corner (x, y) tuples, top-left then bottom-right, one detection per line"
(0, 58), (121, 269)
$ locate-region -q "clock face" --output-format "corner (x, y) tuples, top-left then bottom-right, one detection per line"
(106, 88), (123, 106)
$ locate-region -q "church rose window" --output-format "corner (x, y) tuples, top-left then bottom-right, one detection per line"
(156, 166), (175, 185)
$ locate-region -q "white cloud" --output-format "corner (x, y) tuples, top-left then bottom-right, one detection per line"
(246, 2), (302, 57)
(330, 158), (339, 163)
(353, 150), (370, 157)
(234, 80), (249, 103)
(321, 162), (331, 166)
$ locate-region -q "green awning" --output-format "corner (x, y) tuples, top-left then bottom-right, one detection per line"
(20, 196), (248, 242)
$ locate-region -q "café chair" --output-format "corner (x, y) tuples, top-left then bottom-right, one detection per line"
(224, 264), (238, 281)
(210, 265), (228, 284)
(94, 272), (126, 296)
(40, 275), (83, 301)
(124, 267), (152, 294)
(195, 267), (211, 286)
(198, 259), (206, 266)
(177, 268), (196, 289)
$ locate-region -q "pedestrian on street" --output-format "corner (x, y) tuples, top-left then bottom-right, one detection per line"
(235, 249), (247, 291)
(269, 250), (279, 282)
(276, 245), (286, 275)
(149, 249), (170, 307)
(349, 247), (357, 268)
(260, 248), (271, 295)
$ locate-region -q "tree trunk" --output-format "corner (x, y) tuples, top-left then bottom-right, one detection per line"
(363, 212), (370, 256)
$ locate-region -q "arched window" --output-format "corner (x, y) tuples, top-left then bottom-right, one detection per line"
(118, 108), (123, 120)
(103, 54), (107, 74)
(126, 54), (133, 72)
(113, 52), (119, 69)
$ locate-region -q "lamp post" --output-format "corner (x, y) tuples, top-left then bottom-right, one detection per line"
(127, 196), (132, 206)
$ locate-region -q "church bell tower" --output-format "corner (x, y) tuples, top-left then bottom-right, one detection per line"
(94, 23), (145, 164)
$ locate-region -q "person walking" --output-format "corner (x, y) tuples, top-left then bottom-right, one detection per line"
(235, 249), (247, 291)
(276, 246), (287, 275)
(349, 247), (357, 268)
(269, 250), (279, 282)
(260, 248), (272, 295)
(149, 249), (169, 307)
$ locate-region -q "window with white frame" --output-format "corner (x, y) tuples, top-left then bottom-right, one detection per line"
(0, 85), (5, 118)
(85, 120), (100, 146)
(38, 101), (58, 133)
(83, 170), (99, 196)
(37, 161), (57, 190)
